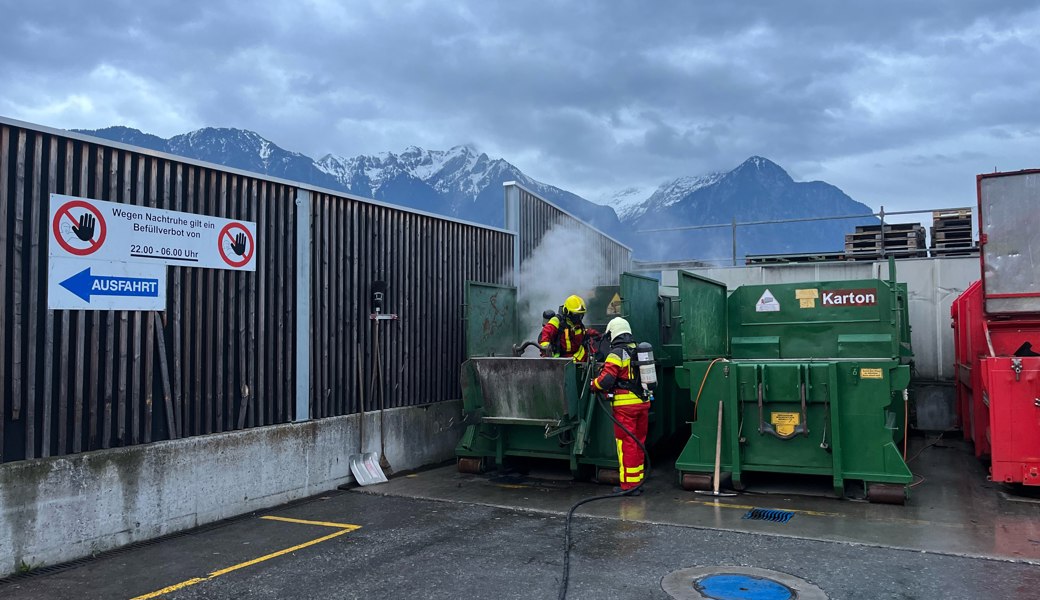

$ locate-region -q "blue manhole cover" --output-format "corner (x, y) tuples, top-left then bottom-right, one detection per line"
(662, 566), (828, 600)
(695, 574), (794, 600)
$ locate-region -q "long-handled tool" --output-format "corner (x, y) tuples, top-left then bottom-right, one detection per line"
(349, 345), (387, 486)
(695, 399), (736, 497)
(374, 319), (392, 477)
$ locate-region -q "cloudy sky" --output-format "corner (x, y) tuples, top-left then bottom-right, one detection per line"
(2, 1), (1038, 214)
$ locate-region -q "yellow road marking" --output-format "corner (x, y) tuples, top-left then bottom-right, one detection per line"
(130, 516), (361, 600)
(686, 500), (841, 517)
(495, 483), (529, 490)
(260, 515), (361, 530)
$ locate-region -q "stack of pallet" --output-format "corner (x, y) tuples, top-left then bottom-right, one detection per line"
(844, 223), (927, 260)
(930, 209), (976, 256)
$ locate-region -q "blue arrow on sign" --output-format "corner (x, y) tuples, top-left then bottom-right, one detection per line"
(59, 267), (161, 302)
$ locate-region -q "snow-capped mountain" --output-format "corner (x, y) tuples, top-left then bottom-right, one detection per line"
(621, 172), (726, 222)
(78, 126), (345, 190)
(314, 144), (623, 235)
(620, 156), (877, 261)
(77, 126), (625, 239)
(75, 126), (874, 262)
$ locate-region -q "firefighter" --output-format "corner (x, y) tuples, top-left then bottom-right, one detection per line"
(590, 317), (648, 495)
(538, 294), (599, 362)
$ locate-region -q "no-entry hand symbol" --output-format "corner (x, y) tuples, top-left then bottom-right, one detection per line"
(217, 222), (255, 268)
(52, 199), (107, 256)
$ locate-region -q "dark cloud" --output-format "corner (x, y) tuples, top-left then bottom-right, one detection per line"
(1, 0), (1038, 210)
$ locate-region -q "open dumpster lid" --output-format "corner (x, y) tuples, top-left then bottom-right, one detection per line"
(978, 169), (1040, 315)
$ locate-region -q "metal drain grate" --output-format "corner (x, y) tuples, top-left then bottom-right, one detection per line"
(742, 508), (795, 524)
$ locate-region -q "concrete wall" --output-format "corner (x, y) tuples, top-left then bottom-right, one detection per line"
(0, 400), (462, 577)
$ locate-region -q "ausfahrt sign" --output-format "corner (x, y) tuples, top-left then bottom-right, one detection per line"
(48, 257), (167, 311)
(49, 194), (257, 271)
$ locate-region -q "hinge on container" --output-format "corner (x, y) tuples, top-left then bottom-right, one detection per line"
(1012, 358), (1023, 382)
(1034, 398), (1040, 408)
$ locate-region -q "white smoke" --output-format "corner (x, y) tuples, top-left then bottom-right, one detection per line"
(517, 222), (612, 343)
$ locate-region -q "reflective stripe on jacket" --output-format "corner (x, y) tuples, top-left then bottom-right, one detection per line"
(591, 345), (643, 405)
(538, 316), (589, 361)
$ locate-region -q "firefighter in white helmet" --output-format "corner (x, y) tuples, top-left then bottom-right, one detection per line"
(590, 317), (648, 495)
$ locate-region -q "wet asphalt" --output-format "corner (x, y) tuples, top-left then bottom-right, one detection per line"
(3, 438), (1040, 599)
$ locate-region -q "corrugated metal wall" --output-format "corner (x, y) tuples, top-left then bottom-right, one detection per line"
(308, 193), (514, 417)
(0, 123), (298, 463)
(514, 185), (631, 285)
(0, 119), (515, 464)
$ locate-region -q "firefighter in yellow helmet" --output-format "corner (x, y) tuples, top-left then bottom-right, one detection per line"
(538, 294), (599, 362)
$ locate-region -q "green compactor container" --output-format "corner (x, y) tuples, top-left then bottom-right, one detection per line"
(674, 269), (914, 504)
(455, 273), (689, 482)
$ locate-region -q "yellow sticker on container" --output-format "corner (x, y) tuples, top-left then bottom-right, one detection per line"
(795, 288), (819, 300)
(799, 298), (816, 309)
(860, 368), (884, 379)
(606, 293), (622, 316)
(770, 412), (800, 437)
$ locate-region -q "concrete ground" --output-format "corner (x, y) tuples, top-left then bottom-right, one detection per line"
(3, 437), (1039, 600)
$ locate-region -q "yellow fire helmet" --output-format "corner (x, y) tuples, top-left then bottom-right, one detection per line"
(563, 294), (587, 316)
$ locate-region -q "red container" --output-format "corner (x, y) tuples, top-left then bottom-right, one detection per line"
(951, 169), (1040, 485)
(952, 281), (988, 457)
(982, 356), (1040, 486)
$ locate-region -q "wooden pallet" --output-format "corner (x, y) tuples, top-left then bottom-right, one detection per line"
(932, 208), (972, 233)
(935, 240), (973, 249)
(931, 228), (972, 242)
(845, 230), (924, 243)
(930, 245), (979, 257)
(933, 217), (972, 229)
(854, 223), (920, 234)
(933, 209), (971, 220)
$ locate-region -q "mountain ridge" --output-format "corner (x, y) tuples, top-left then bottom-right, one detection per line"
(74, 127), (875, 261)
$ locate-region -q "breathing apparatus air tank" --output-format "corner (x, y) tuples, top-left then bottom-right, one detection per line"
(636, 342), (657, 398)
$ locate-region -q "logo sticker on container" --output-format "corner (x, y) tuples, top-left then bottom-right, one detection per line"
(860, 368), (884, 379)
(756, 289), (780, 312)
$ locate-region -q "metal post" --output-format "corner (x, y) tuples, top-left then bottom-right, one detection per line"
(504, 182), (521, 287)
(731, 218), (737, 266)
(294, 188), (311, 421)
(879, 205), (886, 259)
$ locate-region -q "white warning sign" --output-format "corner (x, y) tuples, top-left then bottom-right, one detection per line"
(756, 289), (781, 312)
(49, 194), (256, 271)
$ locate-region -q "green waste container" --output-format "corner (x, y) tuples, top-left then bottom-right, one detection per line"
(674, 270), (914, 504)
(455, 274), (688, 481)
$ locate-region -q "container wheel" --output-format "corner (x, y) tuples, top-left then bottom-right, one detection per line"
(596, 467), (620, 485)
(457, 457), (485, 474)
(867, 483), (907, 505)
(681, 473), (713, 492)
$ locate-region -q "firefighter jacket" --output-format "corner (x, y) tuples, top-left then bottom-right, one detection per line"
(590, 334), (644, 406)
(539, 316), (597, 362)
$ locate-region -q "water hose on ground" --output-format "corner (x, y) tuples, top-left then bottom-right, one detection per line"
(557, 339), (650, 600)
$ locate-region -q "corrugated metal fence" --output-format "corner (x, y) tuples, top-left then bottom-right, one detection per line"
(308, 193), (514, 418)
(0, 118), (514, 463)
(505, 182), (631, 285)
